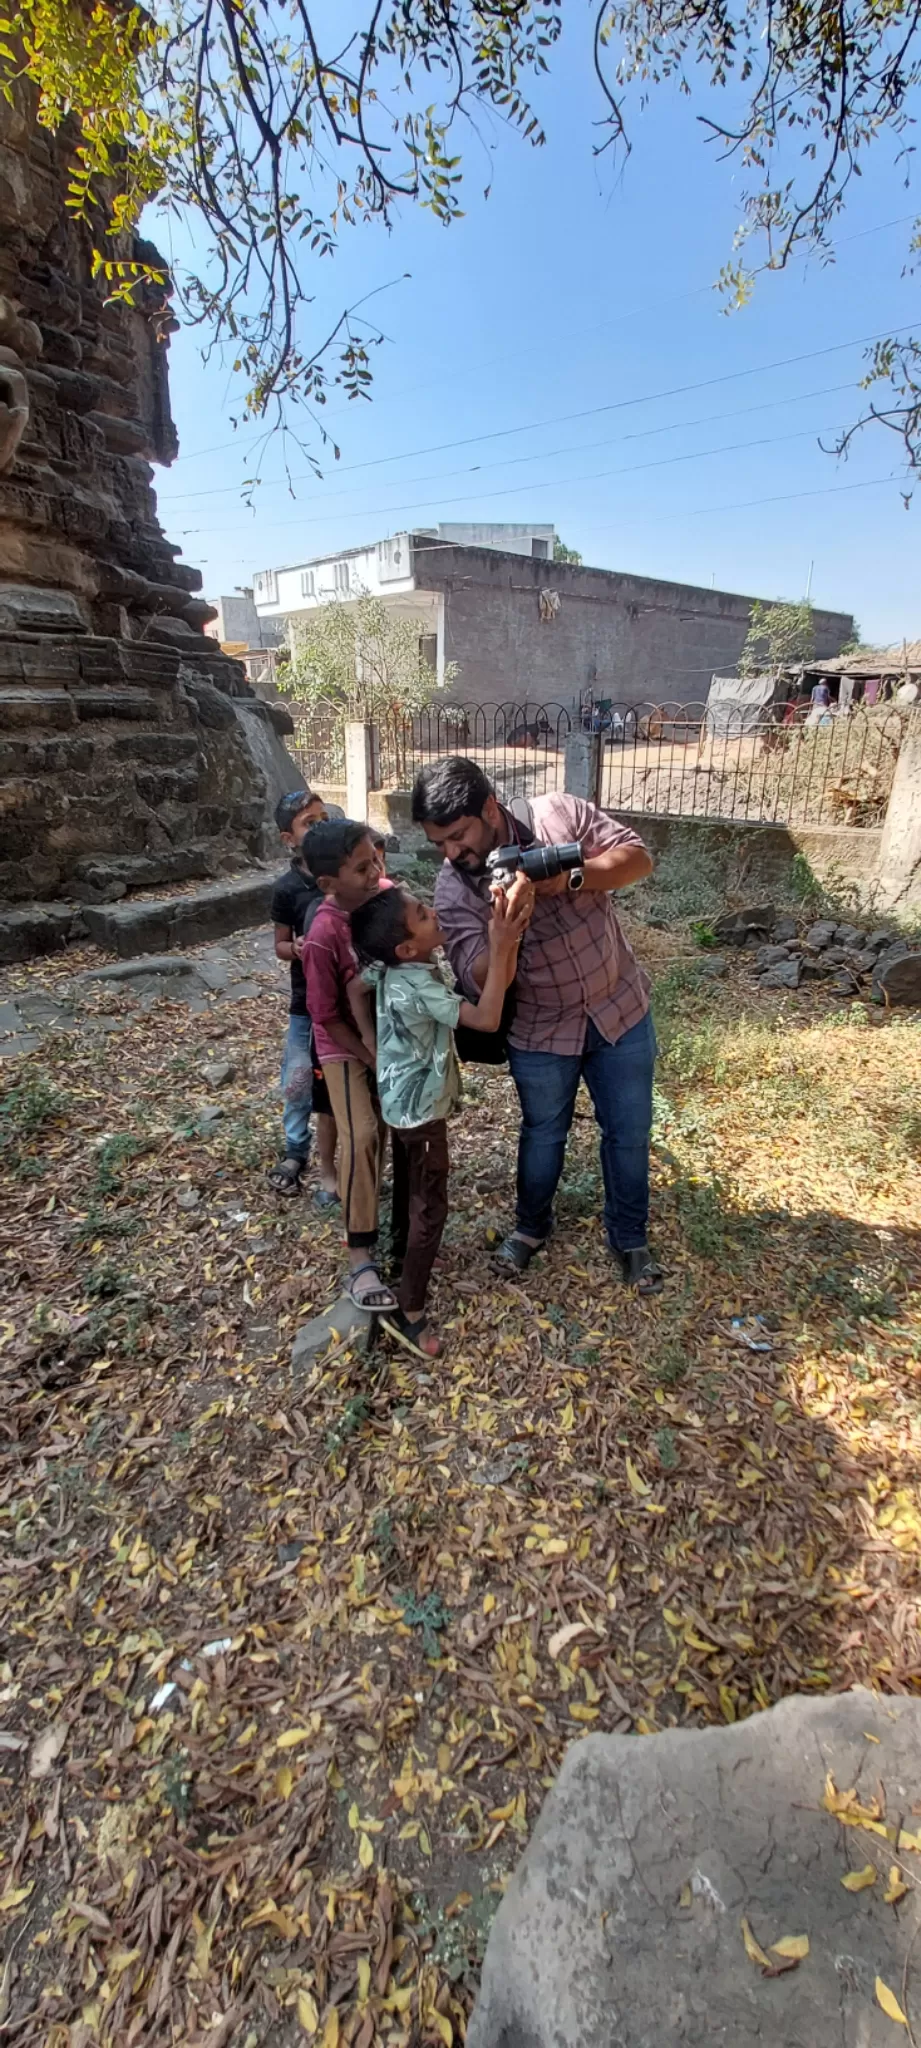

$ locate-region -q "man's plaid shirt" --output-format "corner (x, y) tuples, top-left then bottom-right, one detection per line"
(433, 794), (650, 1055)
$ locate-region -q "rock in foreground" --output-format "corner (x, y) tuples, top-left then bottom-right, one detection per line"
(468, 1690), (921, 2048)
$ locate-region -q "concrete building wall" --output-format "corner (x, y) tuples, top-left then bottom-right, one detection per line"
(413, 547), (853, 712)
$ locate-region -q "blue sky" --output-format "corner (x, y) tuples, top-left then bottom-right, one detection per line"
(154, 16), (919, 645)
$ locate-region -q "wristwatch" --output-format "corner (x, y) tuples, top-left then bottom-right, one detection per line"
(567, 866), (585, 893)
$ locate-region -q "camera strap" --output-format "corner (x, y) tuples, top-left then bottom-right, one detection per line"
(452, 797), (534, 1067)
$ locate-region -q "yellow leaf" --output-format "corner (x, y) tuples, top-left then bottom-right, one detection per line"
(356, 1957), (371, 2003)
(898, 1829), (921, 1853)
(348, 1802), (360, 1830)
(358, 1832), (374, 1870)
(569, 1703), (599, 1722)
(625, 1456), (650, 1498)
(483, 1593), (496, 1615)
(296, 1988), (319, 2034)
(678, 1883), (692, 1908)
(418, 1826), (432, 1857)
(426, 2014), (453, 2047)
(841, 1866), (877, 1892)
(275, 1766), (295, 1800)
(0, 1885), (33, 1912)
(740, 1917), (772, 1970)
(876, 1976), (908, 2025)
(885, 1867), (909, 1905)
(277, 1728), (313, 1749)
(770, 1934), (809, 1960)
(541, 1538), (568, 1557)
(321, 2012), (340, 2048)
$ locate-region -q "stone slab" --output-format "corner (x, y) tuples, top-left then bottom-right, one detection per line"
(81, 872), (276, 958)
(469, 1689), (921, 2048)
(0, 902), (87, 964)
(874, 953), (921, 1005)
(291, 1294), (374, 1370)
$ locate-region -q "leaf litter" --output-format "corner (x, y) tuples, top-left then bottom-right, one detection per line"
(0, 924), (919, 2042)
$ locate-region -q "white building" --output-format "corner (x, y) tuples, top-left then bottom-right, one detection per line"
(252, 523), (557, 687)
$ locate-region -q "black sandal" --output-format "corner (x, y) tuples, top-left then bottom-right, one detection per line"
(267, 1156), (304, 1197)
(620, 1246), (664, 1295)
(493, 1233), (546, 1274)
(381, 1310), (442, 1359)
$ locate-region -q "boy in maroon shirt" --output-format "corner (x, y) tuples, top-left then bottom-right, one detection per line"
(302, 819), (396, 1313)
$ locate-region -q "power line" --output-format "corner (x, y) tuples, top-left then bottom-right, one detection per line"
(175, 418), (861, 543)
(168, 209), (920, 466)
(175, 377), (857, 529)
(161, 320), (916, 505)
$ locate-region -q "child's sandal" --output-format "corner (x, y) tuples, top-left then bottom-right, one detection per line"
(346, 1264), (398, 1313)
(381, 1311), (442, 1360)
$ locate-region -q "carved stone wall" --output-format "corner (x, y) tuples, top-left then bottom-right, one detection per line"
(0, 80), (295, 929)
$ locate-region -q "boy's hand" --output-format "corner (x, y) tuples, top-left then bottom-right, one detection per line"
(488, 889), (530, 951)
(292, 933), (307, 960)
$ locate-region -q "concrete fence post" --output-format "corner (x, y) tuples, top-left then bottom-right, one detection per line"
(345, 722), (377, 819)
(564, 729), (602, 804)
(875, 708), (921, 913)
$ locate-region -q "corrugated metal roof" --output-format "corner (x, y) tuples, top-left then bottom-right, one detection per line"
(814, 639), (921, 675)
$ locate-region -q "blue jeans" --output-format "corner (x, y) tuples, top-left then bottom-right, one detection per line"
(507, 1010), (657, 1252)
(280, 1014), (314, 1164)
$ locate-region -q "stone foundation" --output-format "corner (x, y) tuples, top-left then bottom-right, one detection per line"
(0, 79), (297, 942)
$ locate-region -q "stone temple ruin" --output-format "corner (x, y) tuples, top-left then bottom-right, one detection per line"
(0, 81), (297, 961)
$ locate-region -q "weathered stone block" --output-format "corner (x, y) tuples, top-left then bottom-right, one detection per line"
(135, 767), (199, 808)
(82, 870), (276, 957)
(109, 732), (199, 765)
(181, 675), (238, 730)
(71, 689), (160, 721)
(470, 1690), (921, 2048)
(0, 901), (87, 962)
(0, 688), (77, 727)
(0, 583), (88, 634)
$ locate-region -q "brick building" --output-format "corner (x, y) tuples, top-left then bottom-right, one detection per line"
(252, 526), (853, 714)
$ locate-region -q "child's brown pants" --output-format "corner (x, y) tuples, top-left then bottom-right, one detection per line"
(321, 1061), (383, 1248)
(389, 1118), (450, 1315)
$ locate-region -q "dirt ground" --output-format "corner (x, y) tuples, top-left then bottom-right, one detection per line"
(0, 911), (919, 2046)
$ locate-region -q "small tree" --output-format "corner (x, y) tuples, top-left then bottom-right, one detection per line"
(279, 594), (453, 724)
(740, 601), (815, 678)
(553, 538), (583, 565)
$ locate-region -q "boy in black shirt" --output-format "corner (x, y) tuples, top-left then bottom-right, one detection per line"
(268, 790), (339, 1202)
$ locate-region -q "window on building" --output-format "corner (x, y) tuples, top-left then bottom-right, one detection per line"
(419, 633), (438, 676)
(255, 568), (278, 603)
(531, 538), (550, 560)
(333, 560), (350, 595)
(300, 569), (315, 598)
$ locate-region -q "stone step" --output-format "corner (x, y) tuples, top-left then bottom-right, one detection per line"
(81, 869), (276, 958)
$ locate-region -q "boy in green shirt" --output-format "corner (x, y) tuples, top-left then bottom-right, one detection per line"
(350, 885), (526, 1356)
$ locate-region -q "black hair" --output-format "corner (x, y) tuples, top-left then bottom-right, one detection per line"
(410, 754), (492, 827)
(274, 788), (320, 834)
(302, 818), (371, 880)
(351, 885), (411, 968)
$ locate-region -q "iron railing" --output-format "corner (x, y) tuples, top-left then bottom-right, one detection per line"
(378, 701), (573, 801)
(284, 694), (907, 830)
(596, 704), (908, 827)
(290, 702), (346, 789)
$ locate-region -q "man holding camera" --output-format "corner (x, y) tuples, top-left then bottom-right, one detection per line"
(411, 756), (662, 1294)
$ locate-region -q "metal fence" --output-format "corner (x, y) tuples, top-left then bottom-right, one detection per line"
(290, 703), (346, 788)
(378, 701), (573, 801)
(595, 704), (908, 827)
(285, 694), (906, 830)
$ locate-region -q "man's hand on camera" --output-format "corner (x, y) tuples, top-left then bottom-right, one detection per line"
(506, 872), (535, 923)
(532, 871), (569, 899)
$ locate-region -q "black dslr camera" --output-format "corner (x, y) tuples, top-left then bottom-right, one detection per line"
(486, 839), (585, 892)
